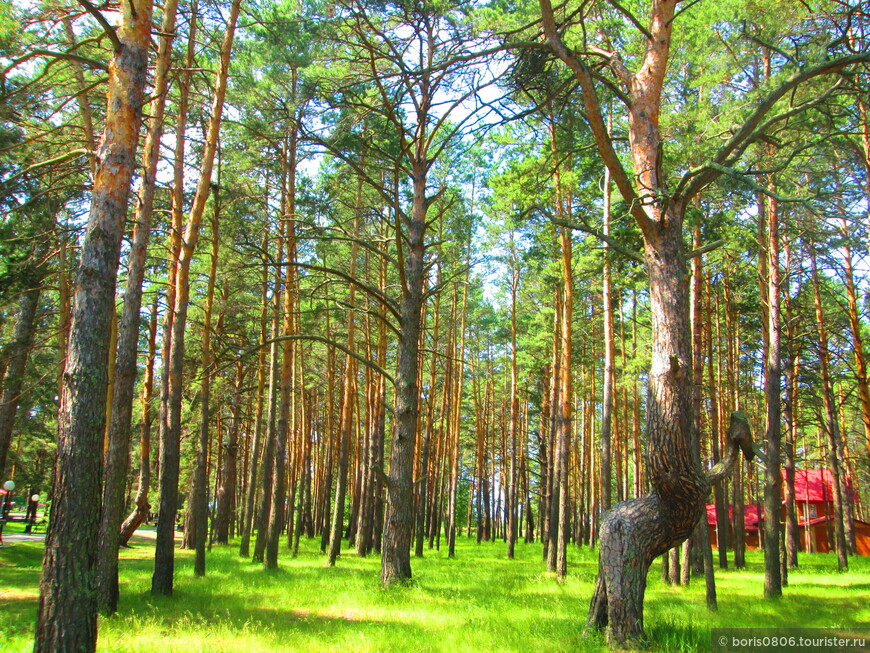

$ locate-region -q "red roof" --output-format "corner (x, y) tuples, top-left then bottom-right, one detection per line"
(706, 503), (761, 531)
(782, 469), (859, 503)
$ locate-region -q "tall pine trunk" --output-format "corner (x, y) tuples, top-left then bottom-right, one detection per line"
(35, 0), (154, 647)
(809, 249), (849, 571)
(381, 158), (427, 586)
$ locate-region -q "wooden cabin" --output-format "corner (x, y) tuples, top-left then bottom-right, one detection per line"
(706, 470), (870, 556)
(706, 503), (761, 550)
(783, 468), (870, 555)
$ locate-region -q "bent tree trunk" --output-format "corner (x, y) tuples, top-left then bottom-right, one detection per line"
(586, 218), (709, 646)
(119, 294), (159, 546)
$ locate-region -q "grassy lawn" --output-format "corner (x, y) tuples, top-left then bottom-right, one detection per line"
(1, 524), (868, 652)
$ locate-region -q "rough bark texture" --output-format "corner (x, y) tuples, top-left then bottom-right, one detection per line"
(585, 216), (711, 646)
(34, 0), (153, 648)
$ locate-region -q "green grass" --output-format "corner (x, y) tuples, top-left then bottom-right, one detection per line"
(1, 530), (868, 652)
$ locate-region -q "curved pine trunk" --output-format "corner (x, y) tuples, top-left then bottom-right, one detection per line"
(587, 216), (709, 647)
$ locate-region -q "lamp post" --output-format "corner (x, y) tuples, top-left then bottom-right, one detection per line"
(24, 493), (39, 533)
(2, 480), (14, 519)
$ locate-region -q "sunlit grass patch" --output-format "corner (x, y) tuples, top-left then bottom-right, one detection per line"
(1, 533), (868, 652)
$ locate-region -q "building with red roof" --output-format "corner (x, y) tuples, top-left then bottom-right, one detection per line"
(706, 503), (760, 549)
(782, 468), (869, 555)
(705, 469), (870, 556)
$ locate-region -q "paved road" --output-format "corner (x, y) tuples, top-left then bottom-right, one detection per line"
(1, 527), (181, 546)
(0, 531), (45, 545)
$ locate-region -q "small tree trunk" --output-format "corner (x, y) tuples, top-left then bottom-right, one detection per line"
(328, 166), (360, 566)
(447, 275), (468, 558)
(214, 361), (245, 543)
(507, 241), (520, 559)
(239, 234), (271, 558)
(0, 273), (43, 474)
(253, 335), (280, 563)
(152, 0), (240, 593)
(782, 238), (801, 568)
(119, 293), (159, 546)
(810, 249), (849, 570)
(762, 190), (783, 598)
(601, 159), (614, 514)
(191, 185), (220, 575)
(266, 127), (299, 571)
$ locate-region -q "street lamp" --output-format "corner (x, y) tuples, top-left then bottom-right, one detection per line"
(2, 480), (15, 519)
(24, 493), (40, 533)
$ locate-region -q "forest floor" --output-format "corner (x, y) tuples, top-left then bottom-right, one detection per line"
(1, 522), (868, 652)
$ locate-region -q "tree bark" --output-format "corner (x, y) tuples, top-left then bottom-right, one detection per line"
(266, 126), (299, 571)
(415, 278), (440, 558)
(0, 270), (44, 475)
(381, 154), (427, 586)
(507, 238), (520, 559)
(214, 266), (245, 540)
(328, 162), (360, 566)
(35, 0), (154, 647)
(192, 195), (220, 574)
(601, 155), (614, 514)
(239, 230), (272, 558)
(555, 224), (572, 580)
(447, 280), (468, 559)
